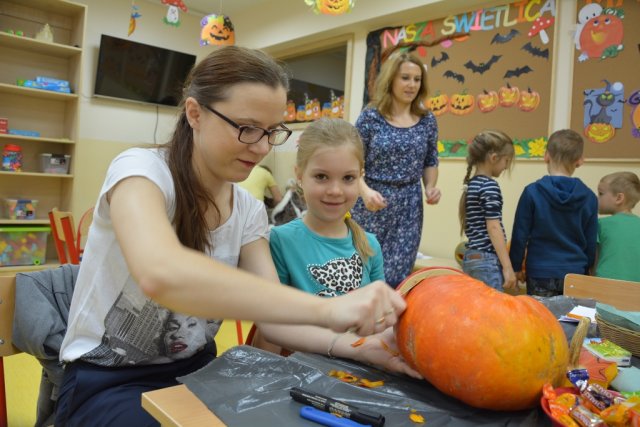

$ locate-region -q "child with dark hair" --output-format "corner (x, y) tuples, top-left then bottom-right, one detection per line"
(510, 129), (598, 297)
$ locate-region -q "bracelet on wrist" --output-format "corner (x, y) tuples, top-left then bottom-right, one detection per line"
(327, 332), (344, 359)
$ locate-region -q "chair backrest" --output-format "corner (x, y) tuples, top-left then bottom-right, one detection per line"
(0, 275), (20, 358)
(49, 208), (80, 264)
(76, 207), (94, 258)
(563, 274), (640, 311)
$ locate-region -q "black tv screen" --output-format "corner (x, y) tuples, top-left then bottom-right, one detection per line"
(94, 35), (196, 107)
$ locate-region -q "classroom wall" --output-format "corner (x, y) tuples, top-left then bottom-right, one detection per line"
(73, 0), (639, 260)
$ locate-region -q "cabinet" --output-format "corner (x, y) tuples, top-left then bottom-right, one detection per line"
(0, 0), (85, 270)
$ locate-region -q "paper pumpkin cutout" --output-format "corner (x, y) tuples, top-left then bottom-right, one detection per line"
(162, 0), (187, 27)
(200, 14), (235, 46)
(128, 3), (141, 37)
(627, 90), (640, 138)
(477, 90), (499, 113)
(305, 0), (355, 15)
(577, 7), (624, 62)
(518, 87), (541, 112)
(498, 83), (520, 107)
(449, 91), (474, 116)
(426, 93), (449, 116)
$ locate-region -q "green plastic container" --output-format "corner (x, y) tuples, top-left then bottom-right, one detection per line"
(0, 225), (50, 266)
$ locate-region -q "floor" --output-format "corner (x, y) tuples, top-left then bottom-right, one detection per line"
(4, 320), (251, 427)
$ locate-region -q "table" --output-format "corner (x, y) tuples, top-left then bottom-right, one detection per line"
(142, 297), (637, 427)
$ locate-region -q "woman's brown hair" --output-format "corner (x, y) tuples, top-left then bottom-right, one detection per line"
(163, 46), (289, 252)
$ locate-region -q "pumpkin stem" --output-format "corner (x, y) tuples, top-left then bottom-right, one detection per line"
(568, 317), (590, 368)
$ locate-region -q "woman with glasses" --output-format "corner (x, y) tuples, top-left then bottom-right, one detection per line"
(56, 46), (415, 426)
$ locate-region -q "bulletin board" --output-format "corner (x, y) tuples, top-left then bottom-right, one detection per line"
(570, 0), (640, 160)
(363, 0), (557, 158)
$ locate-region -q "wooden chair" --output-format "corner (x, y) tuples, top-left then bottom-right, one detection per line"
(48, 207), (93, 265)
(563, 274), (640, 311)
(0, 275), (20, 427)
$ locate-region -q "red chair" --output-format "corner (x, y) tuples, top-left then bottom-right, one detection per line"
(48, 208), (80, 265)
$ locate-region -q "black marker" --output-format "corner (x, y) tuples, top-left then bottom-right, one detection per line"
(290, 387), (385, 427)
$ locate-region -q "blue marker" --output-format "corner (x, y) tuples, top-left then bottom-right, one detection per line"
(300, 406), (372, 427)
(290, 387), (384, 427)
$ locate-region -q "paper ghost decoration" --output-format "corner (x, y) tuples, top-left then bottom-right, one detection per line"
(200, 14), (235, 46)
(162, 0), (188, 27)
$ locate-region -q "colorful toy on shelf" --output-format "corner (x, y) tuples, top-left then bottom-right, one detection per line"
(4, 199), (38, 220)
(321, 102), (332, 118)
(296, 105), (306, 122)
(284, 100), (296, 122)
(0, 226), (50, 266)
(2, 144), (22, 171)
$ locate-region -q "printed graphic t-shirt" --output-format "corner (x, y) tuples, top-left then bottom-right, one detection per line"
(60, 148), (269, 366)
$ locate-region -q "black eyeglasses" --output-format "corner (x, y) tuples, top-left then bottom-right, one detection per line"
(201, 104), (292, 146)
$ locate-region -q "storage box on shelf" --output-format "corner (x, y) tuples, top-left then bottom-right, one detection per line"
(0, 0), (85, 272)
(0, 225), (50, 266)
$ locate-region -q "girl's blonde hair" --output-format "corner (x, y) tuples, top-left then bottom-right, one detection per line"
(601, 171), (640, 208)
(370, 51), (429, 119)
(458, 130), (515, 234)
(297, 118), (374, 261)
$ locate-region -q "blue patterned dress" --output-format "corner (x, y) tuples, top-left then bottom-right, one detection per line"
(351, 107), (439, 287)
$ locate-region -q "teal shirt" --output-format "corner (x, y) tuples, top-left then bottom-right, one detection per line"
(269, 219), (384, 296)
(596, 213), (640, 281)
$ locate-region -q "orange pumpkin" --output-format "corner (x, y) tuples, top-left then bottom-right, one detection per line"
(449, 91), (475, 116)
(426, 93), (449, 116)
(477, 90), (499, 113)
(396, 271), (569, 411)
(584, 123), (615, 143)
(518, 87), (540, 112)
(498, 83), (520, 107)
(316, 0), (352, 15)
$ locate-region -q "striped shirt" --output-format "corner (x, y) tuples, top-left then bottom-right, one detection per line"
(464, 175), (505, 253)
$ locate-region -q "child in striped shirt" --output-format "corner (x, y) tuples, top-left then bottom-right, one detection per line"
(459, 130), (516, 291)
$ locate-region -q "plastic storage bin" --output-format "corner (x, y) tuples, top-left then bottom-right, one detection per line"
(40, 153), (71, 174)
(0, 226), (50, 266)
(4, 198), (38, 220)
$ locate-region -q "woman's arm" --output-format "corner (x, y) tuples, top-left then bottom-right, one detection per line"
(486, 219), (516, 289)
(359, 177), (387, 211)
(239, 238), (419, 378)
(422, 166), (441, 205)
(268, 184), (283, 205)
(110, 177), (404, 335)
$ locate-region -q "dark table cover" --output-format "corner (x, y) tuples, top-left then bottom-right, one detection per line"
(178, 296), (634, 427)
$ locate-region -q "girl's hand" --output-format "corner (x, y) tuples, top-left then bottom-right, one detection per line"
(326, 281), (405, 337)
(355, 327), (423, 379)
(424, 187), (441, 205)
(515, 271), (526, 284)
(502, 267), (517, 290)
(363, 189), (387, 212)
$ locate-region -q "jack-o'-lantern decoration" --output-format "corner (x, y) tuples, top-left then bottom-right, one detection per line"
(426, 93), (449, 116)
(449, 90), (475, 116)
(477, 90), (499, 113)
(284, 100), (296, 122)
(296, 105), (306, 122)
(200, 14), (235, 46)
(518, 87), (540, 112)
(305, 0), (355, 15)
(584, 122), (615, 143)
(498, 82), (520, 107)
(321, 102), (332, 118)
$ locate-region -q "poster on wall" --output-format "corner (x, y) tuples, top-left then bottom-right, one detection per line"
(570, 0), (639, 160)
(363, 0), (556, 158)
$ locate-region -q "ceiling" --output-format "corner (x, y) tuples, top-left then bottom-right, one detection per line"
(153, 0), (270, 17)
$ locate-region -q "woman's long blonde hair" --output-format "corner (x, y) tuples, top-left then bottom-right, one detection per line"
(296, 118), (374, 261)
(369, 50), (429, 119)
(458, 130), (515, 235)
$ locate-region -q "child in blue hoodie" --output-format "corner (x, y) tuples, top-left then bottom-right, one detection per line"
(509, 129), (598, 297)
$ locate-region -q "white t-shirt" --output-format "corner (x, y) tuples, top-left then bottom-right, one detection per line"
(60, 148), (269, 366)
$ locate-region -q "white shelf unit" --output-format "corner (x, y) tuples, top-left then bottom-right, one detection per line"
(0, 0), (85, 271)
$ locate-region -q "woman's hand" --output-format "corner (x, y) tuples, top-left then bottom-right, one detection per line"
(354, 327), (422, 379)
(362, 188), (387, 212)
(502, 267), (517, 290)
(424, 187), (441, 205)
(325, 281), (405, 336)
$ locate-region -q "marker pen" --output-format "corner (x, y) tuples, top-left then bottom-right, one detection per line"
(300, 406), (371, 427)
(290, 387), (385, 427)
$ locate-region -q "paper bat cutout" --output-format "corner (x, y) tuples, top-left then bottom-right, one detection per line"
(463, 55), (501, 74)
(521, 42), (549, 59)
(443, 70), (465, 84)
(431, 51), (450, 68)
(491, 29), (519, 44)
(504, 66), (533, 79)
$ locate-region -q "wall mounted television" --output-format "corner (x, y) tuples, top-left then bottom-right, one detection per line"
(94, 34), (196, 107)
